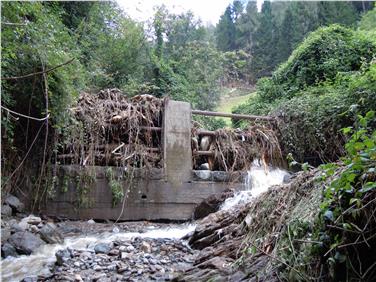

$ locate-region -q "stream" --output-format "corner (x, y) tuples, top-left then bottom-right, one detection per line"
(1, 164), (289, 282)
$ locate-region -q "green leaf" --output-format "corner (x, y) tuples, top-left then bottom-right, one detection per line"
(359, 182), (376, 193)
(365, 111), (375, 119)
(342, 127), (352, 134)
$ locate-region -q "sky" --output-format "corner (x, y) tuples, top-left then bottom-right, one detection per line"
(116, 0), (264, 25)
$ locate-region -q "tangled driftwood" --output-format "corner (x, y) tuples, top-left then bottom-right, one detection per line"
(59, 89), (283, 172)
(58, 89), (165, 168)
(192, 124), (283, 172)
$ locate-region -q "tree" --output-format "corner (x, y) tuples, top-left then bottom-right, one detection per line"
(236, 1), (259, 51)
(251, 1), (279, 78)
(215, 5), (236, 51)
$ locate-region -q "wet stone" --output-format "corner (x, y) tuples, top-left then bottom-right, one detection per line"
(94, 243), (111, 254)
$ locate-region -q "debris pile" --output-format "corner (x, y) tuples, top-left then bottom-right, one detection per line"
(192, 124), (283, 171)
(58, 89), (165, 168)
(177, 169), (322, 281)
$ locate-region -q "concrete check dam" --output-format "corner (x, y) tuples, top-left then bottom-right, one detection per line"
(46, 90), (282, 221)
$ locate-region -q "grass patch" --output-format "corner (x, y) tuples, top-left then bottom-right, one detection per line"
(216, 88), (255, 126)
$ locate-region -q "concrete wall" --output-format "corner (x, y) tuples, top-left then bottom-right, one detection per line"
(45, 166), (245, 221)
(163, 100), (192, 183)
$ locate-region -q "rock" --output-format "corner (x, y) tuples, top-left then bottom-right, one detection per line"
(1, 227), (11, 242)
(199, 163), (210, 171)
(1, 204), (12, 216)
(92, 273), (106, 281)
(87, 219), (96, 224)
(9, 220), (25, 233)
(29, 225), (39, 233)
(94, 243), (111, 254)
(193, 189), (234, 219)
(55, 249), (72, 266)
(283, 173), (292, 183)
(22, 215), (42, 225)
(4, 194), (24, 212)
(117, 262), (128, 273)
(140, 241), (151, 253)
(21, 276), (38, 282)
(39, 222), (64, 244)
(74, 274), (83, 282)
(18, 219), (30, 231)
(212, 171), (229, 182)
(126, 245), (135, 252)
(8, 231), (45, 255)
(1, 242), (18, 258)
(109, 249), (119, 256)
(93, 265), (103, 271)
(194, 170), (212, 180)
(107, 264), (116, 271)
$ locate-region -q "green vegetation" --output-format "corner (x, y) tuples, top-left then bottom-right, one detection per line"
(216, 0), (372, 80)
(1, 2), (376, 280)
(216, 91), (254, 114)
(105, 168), (124, 207)
(231, 7), (376, 280)
(315, 111), (376, 280)
(234, 21), (376, 163)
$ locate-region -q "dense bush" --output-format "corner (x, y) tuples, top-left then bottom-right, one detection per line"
(260, 25), (376, 102)
(234, 20), (376, 163)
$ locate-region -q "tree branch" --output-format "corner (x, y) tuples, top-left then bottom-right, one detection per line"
(1, 58), (75, 80)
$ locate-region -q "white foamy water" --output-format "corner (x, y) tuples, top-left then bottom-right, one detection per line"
(220, 163), (289, 210)
(1, 224), (196, 282)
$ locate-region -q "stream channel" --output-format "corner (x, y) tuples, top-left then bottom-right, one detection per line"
(1, 164), (289, 281)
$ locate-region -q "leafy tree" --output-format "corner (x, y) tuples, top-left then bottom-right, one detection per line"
(317, 1), (358, 27)
(76, 2), (149, 90)
(215, 5), (237, 51)
(234, 22), (376, 163)
(236, 1), (259, 52)
(251, 1), (279, 78)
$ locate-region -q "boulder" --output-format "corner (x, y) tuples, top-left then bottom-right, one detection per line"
(1, 242), (18, 258)
(1, 204), (13, 216)
(94, 243), (111, 254)
(1, 227), (11, 242)
(22, 215), (42, 225)
(39, 223), (64, 244)
(55, 248), (72, 266)
(10, 222), (26, 233)
(4, 194), (24, 212)
(8, 231), (45, 255)
(140, 241), (151, 253)
(193, 190), (234, 220)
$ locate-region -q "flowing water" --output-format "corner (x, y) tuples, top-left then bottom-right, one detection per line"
(220, 162), (289, 210)
(1, 224), (196, 281)
(1, 163), (288, 281)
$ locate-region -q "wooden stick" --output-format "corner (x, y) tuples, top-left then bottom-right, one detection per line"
(193, 150), (215, 157)
(191, 110), (274, 121)
(111, 142), (125, 154)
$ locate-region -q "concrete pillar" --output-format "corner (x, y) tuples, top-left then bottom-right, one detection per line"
(163, 100), (192, 184)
